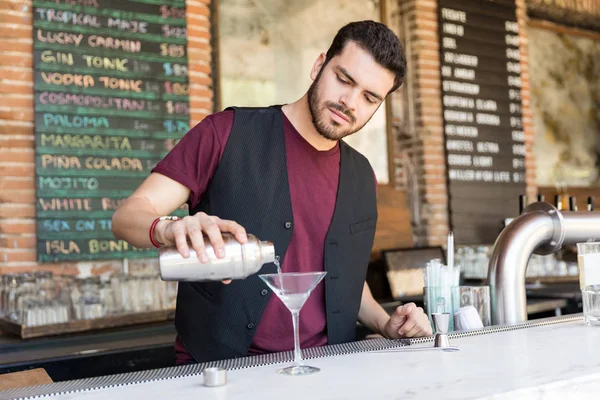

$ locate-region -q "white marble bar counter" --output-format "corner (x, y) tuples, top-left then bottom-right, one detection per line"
(3, 315), (600, 400)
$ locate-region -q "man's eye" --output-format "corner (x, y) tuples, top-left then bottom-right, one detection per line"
(337, 76), (348, 84)
(365, 96), (376, 104)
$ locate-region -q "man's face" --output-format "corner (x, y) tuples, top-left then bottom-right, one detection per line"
(307, 41), (395, 141)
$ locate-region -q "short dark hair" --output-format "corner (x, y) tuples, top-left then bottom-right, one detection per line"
(324, 20), (407, 93)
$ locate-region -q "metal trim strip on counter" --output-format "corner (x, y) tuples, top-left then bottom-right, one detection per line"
(0, 314), (583, 400)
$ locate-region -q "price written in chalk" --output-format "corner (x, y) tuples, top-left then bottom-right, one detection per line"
(162, 25), (187, 38)
(163, 62), (188, 76)
(164, 81), (189, 96)
(33, 1), (191, 261)
(160, 5), (186, 19)
(166, 101), (189, 115)
(160, 43), (185, 58)
(163, 120), (189, 134)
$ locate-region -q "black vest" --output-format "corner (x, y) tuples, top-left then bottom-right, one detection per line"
(175, 106), (378, 363)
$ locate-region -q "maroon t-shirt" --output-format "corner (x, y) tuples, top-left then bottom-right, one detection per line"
(152, 109), (340, 364)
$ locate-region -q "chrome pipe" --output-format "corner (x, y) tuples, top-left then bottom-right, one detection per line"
(561, 212), (600, 245)
(488, 202), (600, 325)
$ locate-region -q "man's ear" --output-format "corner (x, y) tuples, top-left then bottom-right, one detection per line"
(310, 52), (327, 81)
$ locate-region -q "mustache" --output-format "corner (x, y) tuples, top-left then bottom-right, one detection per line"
(326, 102), (355, 123)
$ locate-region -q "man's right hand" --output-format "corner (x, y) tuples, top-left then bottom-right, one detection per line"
(155, 212), (247, 263)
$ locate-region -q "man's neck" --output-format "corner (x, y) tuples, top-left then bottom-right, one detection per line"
(281, 95), (338, 151)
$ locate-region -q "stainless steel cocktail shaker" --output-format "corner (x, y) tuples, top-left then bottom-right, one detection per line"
(158, 233), (275, 282)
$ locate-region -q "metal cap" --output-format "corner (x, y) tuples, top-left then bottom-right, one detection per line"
(203, 367), (227, 387)
(260, 240), (275, 264)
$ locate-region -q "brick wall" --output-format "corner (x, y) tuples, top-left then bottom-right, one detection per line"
(392, 0), (449, 246)
(516, 0), (538, 201)
(0, 0), (213, 274)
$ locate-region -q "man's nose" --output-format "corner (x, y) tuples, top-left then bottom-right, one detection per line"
(339, 90), (359, 113)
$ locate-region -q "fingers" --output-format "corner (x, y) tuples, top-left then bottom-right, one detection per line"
(412, 306), (433, 337)
(184, 217), (207, 262)
(217, 219), (247, 243)
(201, 216), (226, 259)
(392, 304), (432, 338)
(403, 321), (423, 338)
(397, 302), (416, 316)
(384, 307), (406, 338)
(398, 316), (417, 337)
(170, 221), (190, 258)
(165, 213), (247, 263)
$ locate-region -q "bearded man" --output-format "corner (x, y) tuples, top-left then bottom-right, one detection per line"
(112, 20), (432, 364)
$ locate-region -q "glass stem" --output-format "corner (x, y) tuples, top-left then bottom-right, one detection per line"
(291, 310), (303, 366)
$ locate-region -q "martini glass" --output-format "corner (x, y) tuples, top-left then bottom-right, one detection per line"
(259, 271), (327, 375)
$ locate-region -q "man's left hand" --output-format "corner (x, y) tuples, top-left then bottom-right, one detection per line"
(383, 303), (433, 338)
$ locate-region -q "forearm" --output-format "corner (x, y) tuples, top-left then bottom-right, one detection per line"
(357, 282), (391, 338)
(111, 197), (171, 249)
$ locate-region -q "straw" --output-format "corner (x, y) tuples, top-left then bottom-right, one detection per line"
(447, 231), (454, 270)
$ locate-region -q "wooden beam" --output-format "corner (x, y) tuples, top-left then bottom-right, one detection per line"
(528, 17), (600, 40)
(0, 369), (53, 391)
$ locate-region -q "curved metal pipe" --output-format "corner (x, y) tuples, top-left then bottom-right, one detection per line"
(489, 201), (600, 325)
(561, 212), (600, 245)
(488, 205), (555, 325)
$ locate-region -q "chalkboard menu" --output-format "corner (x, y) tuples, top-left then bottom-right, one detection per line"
(438, 0), (526, 245)
(33, 0), (190, 262)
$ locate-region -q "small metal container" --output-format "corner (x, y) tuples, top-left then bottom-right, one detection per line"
(159, 233), (275, 282)
(203, 367), (227, 387)
(432, 312), (451, 348)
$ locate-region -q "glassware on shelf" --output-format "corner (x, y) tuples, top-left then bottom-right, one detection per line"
(35, 271), (55, 301)
(138, 274), (159, 312)
(15, 274), (37, 322)
(74, 277), (105, 320)
(456, 245), (490, 279)
(19, 297), (70, 327)
(55, 274), (75, 322)
(110, 273), (129, 315)
(3, 275), (22, 320)
(100, 277), (116, 315)
(456, 244), (577, 281)
(0, 274), (13, 317)
(0, 268), (178, 327)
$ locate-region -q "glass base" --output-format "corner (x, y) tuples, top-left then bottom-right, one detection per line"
(277, 364), (320, 376)
(585, 316), (600, 326)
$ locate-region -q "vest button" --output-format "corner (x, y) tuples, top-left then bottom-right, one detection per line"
(247, 323), (255, 329)
(284, 221), (292, 229)
(261, 289), (268, 296)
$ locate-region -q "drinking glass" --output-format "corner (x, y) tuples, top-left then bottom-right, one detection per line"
(577, 242), (600, 290)
(582, 285), (600, 327)
(259, 271), (327, 375)
(451, 285), (491, 327)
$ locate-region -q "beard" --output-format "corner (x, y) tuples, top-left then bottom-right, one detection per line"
(307, 70), (372, 141)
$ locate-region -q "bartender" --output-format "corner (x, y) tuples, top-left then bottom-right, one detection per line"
(112, 20), (432, 365)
